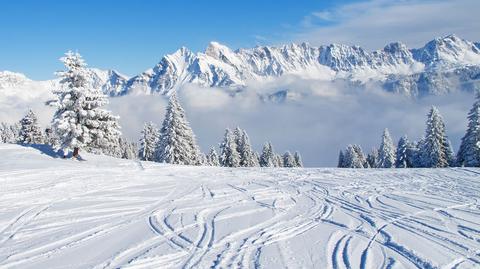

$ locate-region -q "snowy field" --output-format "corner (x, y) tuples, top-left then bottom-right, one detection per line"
(0, 144), (479, 269)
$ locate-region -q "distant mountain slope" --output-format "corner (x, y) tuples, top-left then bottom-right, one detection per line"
(2, 34), (480, 98)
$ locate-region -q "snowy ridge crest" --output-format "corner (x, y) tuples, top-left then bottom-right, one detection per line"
(116, 34), (480, 97)
(2, 34), (480, 97)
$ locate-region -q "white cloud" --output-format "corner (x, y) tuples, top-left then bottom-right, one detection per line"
(0, 79), (474, 167)
(295, 0), (480, 50)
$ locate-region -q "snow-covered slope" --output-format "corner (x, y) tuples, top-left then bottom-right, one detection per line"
(1, 144), (479, 268)
(1, 34), (480, 98)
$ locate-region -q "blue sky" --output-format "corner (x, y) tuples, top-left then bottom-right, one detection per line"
(0, 0), (354, 80)
(1, 0), (478, 80)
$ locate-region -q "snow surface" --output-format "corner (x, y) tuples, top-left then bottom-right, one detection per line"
(0, 144), (480, 268)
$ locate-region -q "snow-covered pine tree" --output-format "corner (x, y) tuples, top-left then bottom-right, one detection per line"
(9, 123), (20, 143)
(233, 127), (243, 150)
(138, 122), (159, 161)
(18, 110), (44, 144)
(353, 145), (369, 168)
(283, 151), (295, 167)
(294, 151), (303, 167)
(199, 153), (207, 166)
(206, 147), (220, 166)
(342, 144), (365, 168)
(0, 122), (13, 143)
(396, 135), (411, 168)
(156, 93), (201, 165)
(118, 138), (137, 160)
(338, 150), (345, 168)
(49, 51), (121, 158)
(219, 128), (241, 167)
(44, 127), (59, 148)
(237, 129), (257, 167)
(366, 148), (379, 168)
(259, 142), (276, 167)
(420, 106), (450, 168)
(409, 139), (423, 168)
(377, 128), (396, 168)
(457, 91), (480, 167)
(254, 152), (261, 166)
(445, 139), (456, 167)
(275, 154), (284, 167)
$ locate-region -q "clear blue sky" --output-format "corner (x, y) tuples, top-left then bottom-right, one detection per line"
(0, 0), (355, 80)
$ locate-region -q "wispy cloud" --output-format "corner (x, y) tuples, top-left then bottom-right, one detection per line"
(295, 0), (480, 50)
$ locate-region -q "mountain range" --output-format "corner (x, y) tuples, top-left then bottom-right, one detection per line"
(1, 34), (479, 99)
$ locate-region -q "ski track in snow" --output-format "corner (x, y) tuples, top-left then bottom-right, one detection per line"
(0, 144), (480, 268)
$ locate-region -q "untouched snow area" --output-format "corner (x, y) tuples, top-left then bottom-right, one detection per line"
(0, 144), (480, 269)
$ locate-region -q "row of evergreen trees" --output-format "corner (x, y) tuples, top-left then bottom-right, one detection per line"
(1, 51), (303, 167)
(138, 95), (303, 167)
(0, 109), (137, 160)
(338, 92), (480, 168)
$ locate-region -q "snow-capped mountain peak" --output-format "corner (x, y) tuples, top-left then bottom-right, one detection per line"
(2, 35), (480, 98)
(412, 34), (480, 67)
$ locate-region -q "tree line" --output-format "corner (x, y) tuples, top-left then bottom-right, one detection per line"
(338, 93), (480, 168)
(0, 51), (303, 167)
(137, 93), (302, 167)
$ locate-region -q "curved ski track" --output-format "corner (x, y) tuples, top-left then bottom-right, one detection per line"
(0, 147), (479, 268)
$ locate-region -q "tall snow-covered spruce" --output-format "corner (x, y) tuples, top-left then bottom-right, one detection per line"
(236, 128), (258, 167)
(138, 122), (159, 161)
(457, 91), (480, 167)
(48, 51), (121, 158)
(396, 136), (411, 168)
(259, 142), (276, 167)
(18, 110), (43, 144)
(420, 106), (451, 168)
(219, 128), (241, 167)
(294, 151), (303, 167)
(283, 151), (295, 167)
(377, 129), (396, 168)
(206, 147), (220, 166)
(155, 93), (201, 165)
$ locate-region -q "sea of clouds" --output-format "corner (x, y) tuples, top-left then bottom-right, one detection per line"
(0, 75), (474, 166)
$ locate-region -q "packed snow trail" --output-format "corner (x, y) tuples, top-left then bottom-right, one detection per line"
(0, 144), (480, 268)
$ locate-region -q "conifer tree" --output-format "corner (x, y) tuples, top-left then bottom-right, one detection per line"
(1, 122), (19, 143)
(338, 150), (345, 168)
(219, 128), (241, 167)
(237, 129), (257, 167)
(254, 152), (261, 166)
(343, 144), (366, 168)
(18, 110), (44, 144)
(44, 127), (59, 147)
(206, 147), (220, 166)
(0, 123), (7, 143)
(396, 136), (411, 168)
(9, 123), (20, 143)
(294, 151), (303, 167)
(366, 148), (379, 168)
(420, 107), (450, 168)
(259, 142), (275, 167)
(283, 151), (295, 167)
(138, 122), (159, 161)
(49, 51), (121, 158)
(353, 144), (369, 168)
(378, 128), (396, 168)
(445, 139), (456, 167)
(275, 154), (283, 167)
(410, 139), (424, 168)
(457, 91), (480, 167)
(156, 93), (201, 165)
